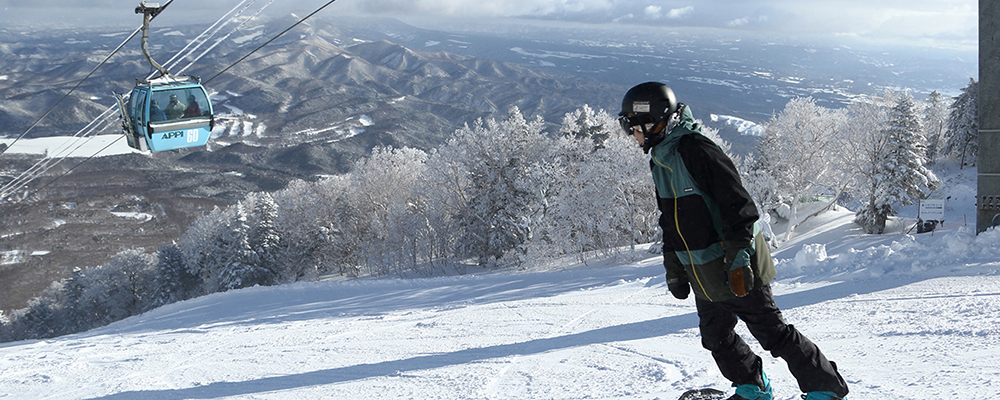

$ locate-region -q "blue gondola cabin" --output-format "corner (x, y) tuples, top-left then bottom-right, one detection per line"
(119, 76), (214, 152)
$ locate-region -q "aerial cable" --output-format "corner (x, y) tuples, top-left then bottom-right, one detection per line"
(160, 0), (257, 75)
(1, 1), (250, 199)
(1, 0), (257, 197)
(159, 0), (254, 69)
(0, 0), (176, 159)
(0, 110), (118, 199)
(0, 27), (141, 159)
(0, 111), (118, 199)
(0, 107), (118, 199)
(3, 0), (342, 201)
(206, 0), (340, 85)
(178, 0), (276, 76)
(1, 1), (265, 200)
(28, 136), (126, 199)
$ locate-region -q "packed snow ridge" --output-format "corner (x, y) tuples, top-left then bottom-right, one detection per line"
(711, 114), (763, 136)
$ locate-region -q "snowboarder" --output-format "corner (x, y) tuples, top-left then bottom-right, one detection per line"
(618, 82), (850, 400)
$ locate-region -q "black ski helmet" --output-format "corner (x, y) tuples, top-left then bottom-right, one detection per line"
(618, 82), (678, 134)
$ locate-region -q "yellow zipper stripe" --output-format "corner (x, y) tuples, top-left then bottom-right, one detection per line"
(652, 149), (713, 301)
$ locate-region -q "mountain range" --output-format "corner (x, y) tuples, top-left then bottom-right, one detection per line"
(0, 14), (978, 312)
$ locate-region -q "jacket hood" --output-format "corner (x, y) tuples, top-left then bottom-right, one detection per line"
(655, 105), (701, 152)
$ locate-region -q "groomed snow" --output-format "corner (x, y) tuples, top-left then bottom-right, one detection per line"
(0, 135), (137, 157)
(1, 170), (998, 400)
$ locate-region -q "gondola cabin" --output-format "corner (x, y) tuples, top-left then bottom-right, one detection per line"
(117, 76), (214, 152)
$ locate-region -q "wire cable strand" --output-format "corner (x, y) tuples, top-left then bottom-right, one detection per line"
(206, 0), (339, 85)
(3, 0), (342, 201)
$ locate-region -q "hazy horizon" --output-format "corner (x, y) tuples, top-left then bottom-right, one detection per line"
(0, 0), (978, 52)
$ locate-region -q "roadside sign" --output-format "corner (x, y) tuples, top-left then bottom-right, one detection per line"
(920, 199), (946, 221)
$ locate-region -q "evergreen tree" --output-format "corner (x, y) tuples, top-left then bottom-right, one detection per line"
(149, 243), (198, 309)
(883, 93), (938, 209)
(558, 104), (615, 146)
(249, 192), (285, 281)
(0, 310), (10, 342)
(218, 201), (273, 291)
(942, 78), (979, 167)
(854, 92), (938, 233)
(922, 91), (949, 162)
(179, 206), (234, 294)
(56, 268), (93, 334)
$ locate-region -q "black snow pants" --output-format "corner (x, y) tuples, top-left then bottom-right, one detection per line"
(695, 285), (849, 397)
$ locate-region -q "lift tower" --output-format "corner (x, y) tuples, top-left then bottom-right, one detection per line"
(979, 0), (1000, 233)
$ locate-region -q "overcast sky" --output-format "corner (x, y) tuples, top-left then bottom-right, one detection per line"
(0, 0), (978, 50)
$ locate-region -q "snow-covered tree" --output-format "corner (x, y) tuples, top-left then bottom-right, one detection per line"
(558, 104), (616, 146)
(844, 91), (896, 233)
(345, 146), (430, 275)
(178, 206), (233, 294)
(435, 107), (549, 267)
(421, 147), (474, 272)
(0, 310), (9, 342)
(217, 201), (274, 291)
(78, 250), (156, 325)
(850, 91), (938, 234)
(756, 97), (847, 241)
(882, 94), (938, 207)
(6, 288), (60, 340)
(273, 177), (357, 278)
(148, 243), (197, 309)
(546, 131), (658, 260)
(248, 192), (285, 281)
(942, 78), (979, 167)
(922, 91), (949, 162)
(57, 267), (96, 333)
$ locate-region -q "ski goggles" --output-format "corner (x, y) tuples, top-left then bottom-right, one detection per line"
(617, 113), (656, 135)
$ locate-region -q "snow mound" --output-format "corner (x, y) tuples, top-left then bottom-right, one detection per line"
(784, 226), (1000, 280)
(789, 243), (828, 273)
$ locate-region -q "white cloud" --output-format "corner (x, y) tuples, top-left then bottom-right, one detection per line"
(0, 0), (973, 50)
(612, 13), (636, 23)
(666, 6), (694, 19)
(351, 0), (614, 18)
(643, 5), (661, 18)
(727, 17), (749, 27)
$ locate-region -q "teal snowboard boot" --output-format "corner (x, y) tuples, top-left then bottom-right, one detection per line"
(726, 368), (772, 400)
(801, 392), (842, 400)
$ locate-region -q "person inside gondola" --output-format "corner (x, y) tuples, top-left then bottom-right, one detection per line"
(164, 93), (186, 120)
(184, 94), (202, 118)
(149, 100), (166, 121)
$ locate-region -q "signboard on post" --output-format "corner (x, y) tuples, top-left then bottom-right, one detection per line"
(920, 199), (946, 221)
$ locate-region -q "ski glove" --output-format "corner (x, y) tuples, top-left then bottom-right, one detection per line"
(663, 252), (690, 300)
(723, 241), (754, 297)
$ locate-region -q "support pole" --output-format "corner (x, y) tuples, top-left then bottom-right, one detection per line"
(136, 1), (171, 79)
(978, 0), (1000, 233)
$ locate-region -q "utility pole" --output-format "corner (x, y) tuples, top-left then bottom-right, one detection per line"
(979, 0), (1000, 233)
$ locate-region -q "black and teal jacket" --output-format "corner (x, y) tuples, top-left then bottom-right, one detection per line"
(650, 106), (776, 302)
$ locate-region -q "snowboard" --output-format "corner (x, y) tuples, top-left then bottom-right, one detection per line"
(678, 388), (728, 400)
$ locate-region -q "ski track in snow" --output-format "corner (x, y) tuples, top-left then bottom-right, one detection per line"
(4, 255), (997, 399)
